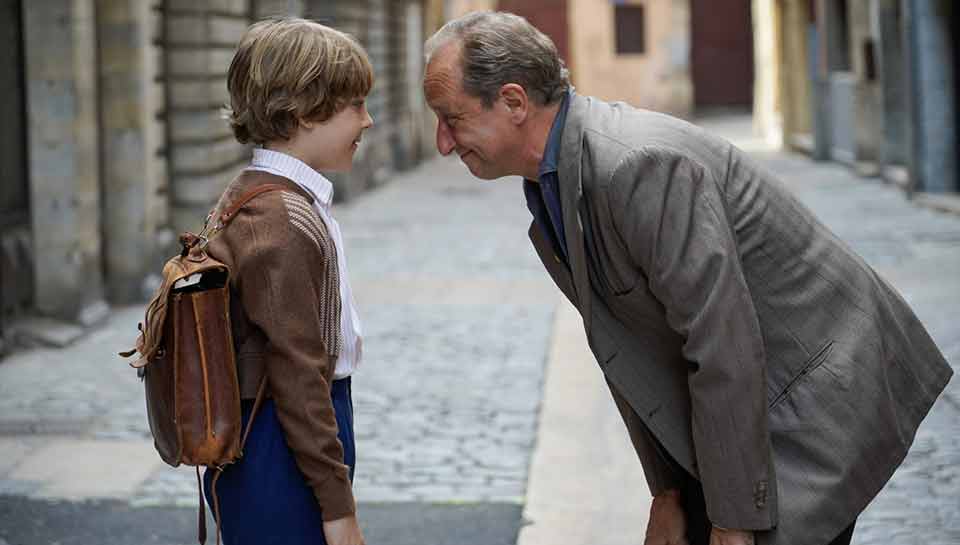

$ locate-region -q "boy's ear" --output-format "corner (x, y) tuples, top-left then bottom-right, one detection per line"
(299, 117), (316, 130)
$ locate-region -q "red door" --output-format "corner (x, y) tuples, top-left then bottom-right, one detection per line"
(496, 0), (570, 67)
(690, 0), (755, 109)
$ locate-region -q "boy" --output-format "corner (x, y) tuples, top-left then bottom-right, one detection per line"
(204, 17), (373, 545)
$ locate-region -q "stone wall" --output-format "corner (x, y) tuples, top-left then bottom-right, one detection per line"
(777, 0), (815, 148)
(752, 0), (782, 146)
(8, 0), (434, 327)
(98, 1), (168, 302)
(163, 0), (251, 235)
(23, 0), (107, 322)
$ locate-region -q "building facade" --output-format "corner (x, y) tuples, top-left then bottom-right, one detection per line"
(448, 0), (755, 118)
(755, 0), (958, 196)
(0, 0), (437, 350)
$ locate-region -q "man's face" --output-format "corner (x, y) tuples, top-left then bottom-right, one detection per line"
(423, 45), (520, 180)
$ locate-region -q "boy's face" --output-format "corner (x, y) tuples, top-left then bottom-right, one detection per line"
(301, 97), (374, 172)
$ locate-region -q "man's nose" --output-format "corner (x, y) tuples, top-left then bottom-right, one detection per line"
(436, 120), (455, 156)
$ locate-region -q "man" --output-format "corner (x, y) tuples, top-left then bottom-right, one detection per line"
(423, 11), (953, 545)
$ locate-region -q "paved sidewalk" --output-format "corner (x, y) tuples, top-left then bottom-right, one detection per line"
(517, 300), (650, 545)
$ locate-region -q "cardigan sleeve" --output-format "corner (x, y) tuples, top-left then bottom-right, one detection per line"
(232, 193), (355, 521)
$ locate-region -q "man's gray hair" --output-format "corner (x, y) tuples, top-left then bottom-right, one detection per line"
(425, 11), (570, 107)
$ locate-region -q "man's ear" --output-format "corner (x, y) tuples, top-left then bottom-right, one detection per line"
(499, 84), (528, 123)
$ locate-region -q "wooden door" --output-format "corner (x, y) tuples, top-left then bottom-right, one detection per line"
(497, 0), (570, 65)
(690, 0), (755, 109)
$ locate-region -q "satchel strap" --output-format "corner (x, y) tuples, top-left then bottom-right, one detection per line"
(241, 376), (270, 452)
(205, 375), (269, 545)
(184, 183), (288, 257)
(224, 184), (288, 224)
(205, 183), (288, 238)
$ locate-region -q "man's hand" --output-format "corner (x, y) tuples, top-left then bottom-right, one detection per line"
(709, 526), (754, 545)
(323, 515), (365, 545)
(644, 489), (688, 545)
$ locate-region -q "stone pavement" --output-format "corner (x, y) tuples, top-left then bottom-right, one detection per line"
(0, 155), (555, 544)
(0, 115), (958, 545)
(699, 116), (960, 545)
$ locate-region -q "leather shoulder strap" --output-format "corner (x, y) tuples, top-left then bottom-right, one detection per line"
(218, 183), (287, 227)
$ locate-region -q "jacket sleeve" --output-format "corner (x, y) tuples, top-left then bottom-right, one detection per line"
(233, 204), (355, 521)
(606, 378), (683, 496)
(606, 148), (776, 530)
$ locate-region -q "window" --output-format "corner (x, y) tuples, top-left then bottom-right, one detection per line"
(614, 4), (646, 55)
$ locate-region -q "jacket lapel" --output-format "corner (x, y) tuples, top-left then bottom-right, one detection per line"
(528, 223), (577, 305)
(557, 94), (593, 331)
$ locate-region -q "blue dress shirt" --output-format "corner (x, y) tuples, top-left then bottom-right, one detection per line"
(523, 90), (572, 263)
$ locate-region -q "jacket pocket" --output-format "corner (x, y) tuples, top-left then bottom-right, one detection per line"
(769, 340), (835, 408)
(588, 307), (621, 366)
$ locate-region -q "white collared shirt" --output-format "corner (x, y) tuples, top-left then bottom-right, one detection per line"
(248, 148), (362, 379)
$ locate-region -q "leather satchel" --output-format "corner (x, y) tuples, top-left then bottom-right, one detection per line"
(120, 183), (285, 544)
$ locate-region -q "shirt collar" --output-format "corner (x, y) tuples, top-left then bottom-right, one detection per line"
(250, 148), (334, 209)
(537, 89), (573, 178)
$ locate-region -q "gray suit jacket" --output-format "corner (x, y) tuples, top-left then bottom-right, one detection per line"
(529, 94), (953, 545)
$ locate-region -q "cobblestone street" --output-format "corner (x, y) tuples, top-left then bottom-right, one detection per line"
(1, 156), (558, 511)
(336, 157), (558, 504)
(0, 117), (957, 545)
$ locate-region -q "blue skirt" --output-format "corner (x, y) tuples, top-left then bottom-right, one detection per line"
(204, 377), (355, 545)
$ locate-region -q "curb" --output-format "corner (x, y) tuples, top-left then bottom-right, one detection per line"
(516, 299), (651, 545)
(911, 193), (960, 217)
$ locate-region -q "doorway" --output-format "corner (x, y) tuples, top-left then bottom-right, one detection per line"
(0, 0), (31, 340)
(690, 0), (755, 111)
